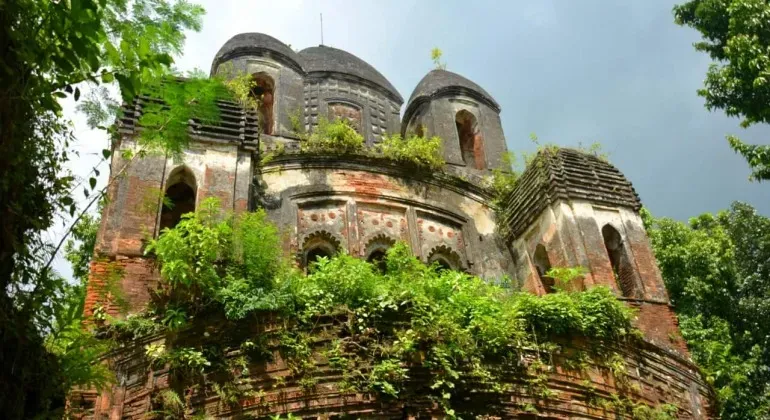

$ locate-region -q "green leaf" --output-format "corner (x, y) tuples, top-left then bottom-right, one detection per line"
(89, 177), (96, 189)
(102, 149), (111, 159)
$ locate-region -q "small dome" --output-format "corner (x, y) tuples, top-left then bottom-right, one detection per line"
(211, 33), (303, 74)
(406, 69), (500, 113)
(299, 45), (403, 103)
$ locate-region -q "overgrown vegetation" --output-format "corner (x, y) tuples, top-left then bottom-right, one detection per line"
(431, 47), (447, 70)
(283, 111), (447, 170)
(87, 198), (678, 418)
(0, 0), (206, 416)
(299, 116), (365, 155)
(644, 202), (770, 419)
(378, 132), (445, 170)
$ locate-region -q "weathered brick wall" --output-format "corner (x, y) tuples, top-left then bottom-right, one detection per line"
(87, 140), (250, 318)
(70, 322), (712, 419)
(83, 257), (158, 319)
(509, 199), (685, 355)
(257, 156), (512, 279)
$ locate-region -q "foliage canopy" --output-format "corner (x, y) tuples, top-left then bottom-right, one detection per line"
(674, 0), (770, 181)
(0, 0), (206, 416)
(644, 202), (770, 419)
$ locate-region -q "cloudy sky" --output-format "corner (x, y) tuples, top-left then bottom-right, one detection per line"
(55, 0), (770, 278)
(170, 0), (768, 219)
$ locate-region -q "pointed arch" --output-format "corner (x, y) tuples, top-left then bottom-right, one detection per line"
(160, 166), (197, 231)
(601, 224), (638, 298)
(533, 244), (555, 293)
(251, 72), (275, 135)
(455, 110), (485, 169)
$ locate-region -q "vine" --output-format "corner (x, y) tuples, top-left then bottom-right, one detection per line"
(97, 198), (670, 418)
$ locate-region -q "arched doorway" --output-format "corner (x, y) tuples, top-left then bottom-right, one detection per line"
(250, 73), (275, 135)
(159, 167), (196, 232)
(301, 231), (341, 272)
(533, 244), (555, 293)
(601, 224), (638, 298)
(455, 110), (485, 169)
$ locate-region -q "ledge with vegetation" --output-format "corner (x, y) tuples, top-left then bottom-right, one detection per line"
(73, 198), (688, 419)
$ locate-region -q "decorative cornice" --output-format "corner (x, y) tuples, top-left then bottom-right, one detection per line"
(501, 148), (642, 242)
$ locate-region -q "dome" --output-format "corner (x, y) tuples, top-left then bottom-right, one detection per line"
(298, 45), (403, 103)
(211, 33), (304, 74)
(406, 69), (500, 113)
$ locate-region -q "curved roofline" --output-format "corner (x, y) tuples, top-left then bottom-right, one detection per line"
(404, 69), (500, 123)
(210, 33), (305, 76)
(299, 45), (403, 104)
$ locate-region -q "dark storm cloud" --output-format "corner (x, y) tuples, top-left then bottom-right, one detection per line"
(183, 0), (768, 219)
(381, 0), (769, 219)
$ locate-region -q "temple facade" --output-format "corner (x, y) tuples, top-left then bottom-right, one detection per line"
(75, 33), (714, 419)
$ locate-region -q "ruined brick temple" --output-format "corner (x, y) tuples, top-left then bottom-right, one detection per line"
(78, 33), (714, 418)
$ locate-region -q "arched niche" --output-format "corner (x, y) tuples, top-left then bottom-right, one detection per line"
(159, 167), (197, 232)
(601, 224), (638, 298)
(533, 244), (555, 293)
(427, 245), (463, 272)
(251, 72), (275, 135)
(301, 231), (341, 272)
(327, 100), (363, 133)
(364, 235), (396, 273)
(455, 110), (485, 170)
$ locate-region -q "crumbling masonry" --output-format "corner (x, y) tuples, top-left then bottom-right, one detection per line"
(76, 33), (714, 418)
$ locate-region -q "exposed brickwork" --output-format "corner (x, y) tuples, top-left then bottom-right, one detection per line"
(97, 169), (163, 257)
(71, 321), (711, 419)
(77, 34), (714, 418)
(83, 257), (158, 318)
(631, 300), (689, 354)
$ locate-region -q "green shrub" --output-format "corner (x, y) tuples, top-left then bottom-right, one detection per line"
(120, 203), (649, 416)
(300, 117), (364, 155)
(377, 132), (445, 171)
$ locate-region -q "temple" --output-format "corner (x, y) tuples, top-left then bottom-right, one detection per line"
(75, 33), (713, 418)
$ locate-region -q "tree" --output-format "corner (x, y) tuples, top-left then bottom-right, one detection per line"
(674, 0), (770, 181)
(0, 0), (205, 417)
(643, 202), (770, 419)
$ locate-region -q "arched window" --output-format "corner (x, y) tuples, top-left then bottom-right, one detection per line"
(301, 231), (340, 272)
(250, 73), (275, 135)
(533, 244), (555, 293)
(427, 245), (462, 272)
(601, 224), (637, 298)
(365, 235), (395, 273)
(366, 249), (388, 273)
(455, 110), (485, 170)
(159, 167), (196, 231)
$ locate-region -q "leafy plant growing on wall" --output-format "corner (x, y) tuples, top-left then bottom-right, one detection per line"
(378, 132), (446, 171)
(299, 116), (365, 155)
(93, 198), (677, 418)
